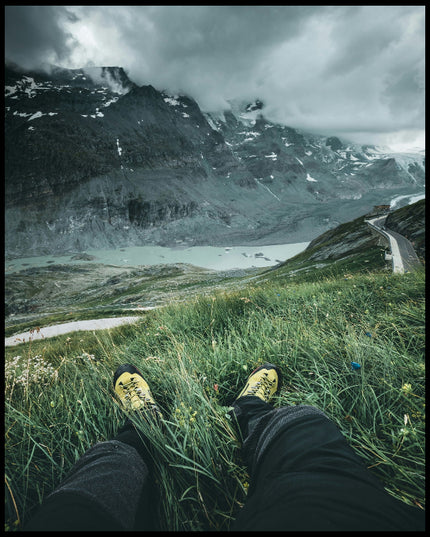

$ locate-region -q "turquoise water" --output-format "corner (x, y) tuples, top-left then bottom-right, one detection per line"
(5, 242), (310, 274)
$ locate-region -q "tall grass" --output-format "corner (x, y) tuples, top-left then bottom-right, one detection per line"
(4, 267), (425, 530)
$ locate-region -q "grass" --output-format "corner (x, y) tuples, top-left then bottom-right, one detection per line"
(4, 263), (425, 530)
(4, 262), (255, 337)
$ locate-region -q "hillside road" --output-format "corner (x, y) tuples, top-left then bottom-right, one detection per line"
(366, 216), (421, 273)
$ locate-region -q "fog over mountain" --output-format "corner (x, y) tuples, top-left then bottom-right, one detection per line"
(4, 63), (425, 258)
(5, 5), (425, 152)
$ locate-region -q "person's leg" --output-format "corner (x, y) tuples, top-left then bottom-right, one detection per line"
(24, 438), (150, 531)
(230, 362), (281, 437)
(232, 394), (329, 472)
(230, 363), (425, 532)
(25, 363), (162, 531)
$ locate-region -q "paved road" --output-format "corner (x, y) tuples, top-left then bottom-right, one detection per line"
(366, 216), (421, 273)
(384, 227), (421, 272)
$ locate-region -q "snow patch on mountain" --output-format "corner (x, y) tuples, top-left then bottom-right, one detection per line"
(164, 96), (180, 106)
(90, 108), (104, 118)
(28, 111), (44, 121)
(103, 96), (119, 107)
(255, 178), (281, 201)
(390, 193), (425, 209)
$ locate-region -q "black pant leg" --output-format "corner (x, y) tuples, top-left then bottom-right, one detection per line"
(230, 395), (274, 438)
(24, 438), (152, 531)
(232, 404), (425, 531)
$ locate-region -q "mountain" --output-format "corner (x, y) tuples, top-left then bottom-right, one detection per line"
(4, 63), (425, 259)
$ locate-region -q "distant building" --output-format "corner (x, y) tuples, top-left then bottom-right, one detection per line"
(374, 204), (391, 212)
(367, 204), (391, 217)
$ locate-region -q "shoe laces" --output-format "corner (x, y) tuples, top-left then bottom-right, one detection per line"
(118, 376), (153, 407)
(248, 372), (276, 399)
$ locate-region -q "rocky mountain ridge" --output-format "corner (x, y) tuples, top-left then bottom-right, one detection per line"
(5, 63), (425, 258)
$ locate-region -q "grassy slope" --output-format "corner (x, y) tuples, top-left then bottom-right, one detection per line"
(4, 263), (256, 337)
(4, 217), (425, 530)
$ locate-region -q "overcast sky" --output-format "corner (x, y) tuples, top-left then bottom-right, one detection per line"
(5, 5), (425, 151)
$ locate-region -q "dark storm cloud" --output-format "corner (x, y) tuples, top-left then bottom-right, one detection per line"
(140, 5), (314, 61)
(4, 5), (425, 149)
(81, 5), (324, 108)
(5, 5), (79, 70)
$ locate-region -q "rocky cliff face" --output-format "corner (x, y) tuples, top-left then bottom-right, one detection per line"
(5, 63), (425, 258)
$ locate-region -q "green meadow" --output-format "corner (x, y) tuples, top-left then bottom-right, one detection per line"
(5, 247), (425, 530)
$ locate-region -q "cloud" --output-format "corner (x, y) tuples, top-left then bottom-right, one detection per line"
(82, 67), (130, 95)
(4, 5), (425, 149)
(5, 6), (79, 70)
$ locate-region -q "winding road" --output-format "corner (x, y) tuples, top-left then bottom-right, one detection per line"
(365, 216), (421, 274)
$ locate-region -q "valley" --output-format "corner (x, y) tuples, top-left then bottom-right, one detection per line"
(4, 8), (426, 533)
(5, 205), (403, 341)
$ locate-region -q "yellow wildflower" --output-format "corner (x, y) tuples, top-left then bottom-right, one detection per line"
(401, 383), (412, 394)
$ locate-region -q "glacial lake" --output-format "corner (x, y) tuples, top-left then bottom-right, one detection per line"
(5, 242), (310, 274)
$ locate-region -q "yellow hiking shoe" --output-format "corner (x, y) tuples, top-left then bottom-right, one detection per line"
(236, 363), (282, 403)
(113, 363), (162, 417)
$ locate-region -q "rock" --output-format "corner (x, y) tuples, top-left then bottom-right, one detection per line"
(70, 253), (97, 261)
(326, 136), (343, 150)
